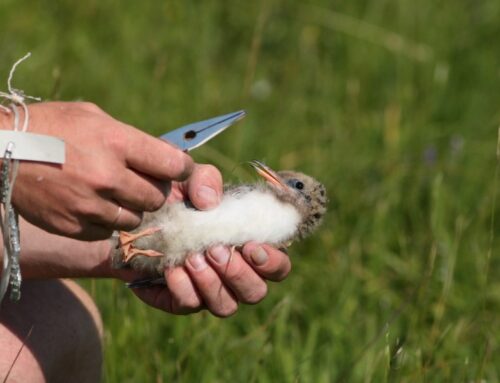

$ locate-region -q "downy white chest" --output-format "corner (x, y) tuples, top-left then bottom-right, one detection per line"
(115, 161), (328, 278)
(134, 188), (301, 269)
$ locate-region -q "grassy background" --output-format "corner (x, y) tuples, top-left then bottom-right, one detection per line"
(1, 1), (499, 381)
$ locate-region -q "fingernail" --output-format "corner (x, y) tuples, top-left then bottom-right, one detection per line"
(188, 253), (208, 271)
(251, 246), (268, 266)
(197, 185), (219, 208)
(209, 245), (230, 264)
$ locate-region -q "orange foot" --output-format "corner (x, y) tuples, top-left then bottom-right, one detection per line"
(118, 227), (164, 263)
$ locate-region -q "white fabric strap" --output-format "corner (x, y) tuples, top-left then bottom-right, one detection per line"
(0, 130), (65, 164)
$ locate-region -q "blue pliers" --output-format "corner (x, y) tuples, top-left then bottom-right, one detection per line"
(160, 110), (246, 151)
(123, 110), (245, 289)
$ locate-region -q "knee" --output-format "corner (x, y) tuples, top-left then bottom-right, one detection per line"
(58, 280), (104, 376)
(62, 279), (104, 343)
(0, 279), (103, 383)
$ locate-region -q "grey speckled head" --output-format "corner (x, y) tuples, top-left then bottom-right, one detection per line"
(250, 161), (328, 239)
(275, 171), (328, 238)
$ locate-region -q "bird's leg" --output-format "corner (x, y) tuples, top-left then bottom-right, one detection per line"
(122, 248), (164, 263)
(119, 227), (162, 246)
(118, 227), (164, 263)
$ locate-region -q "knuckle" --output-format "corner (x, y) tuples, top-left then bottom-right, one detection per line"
(71, 199), (109, 227)
(271, 267), (291, 282)
(142, 189), (167, 212)
(278, 258), (292, 280)
(118, 214), (142, 231)
(167, 270), (201, 312)
(197, 164), (221, 180)
(90, 169), (117, 192)
(68, 225), (85, 237)
(226, 264), (247, 284)
(265, 253), (292, 282)
(61, 222), (85, 238)
(214, 302), (238, 318)
(203, 277), (222, 294)
(104, 130), (127, 154)
(269, 267), (290, 282)
(165, 151), (193, 180)
(73, 198), (100, 218)
(81, 207), (105, 223)
(177, 294), (201, 312)
(59, 218), (111, 241)
(242, 283), (268, 305)
(79, 101), (103, 114)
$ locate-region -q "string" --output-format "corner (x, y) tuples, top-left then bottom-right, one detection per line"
(0, 53), (39, 302)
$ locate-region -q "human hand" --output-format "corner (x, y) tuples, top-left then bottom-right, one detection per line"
(127, 164), (292, 317)
(0, 102), (193, 240)
(8, 159), (291, 316)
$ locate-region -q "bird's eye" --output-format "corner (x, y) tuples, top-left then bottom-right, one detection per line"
(292, 180), (304, 190)
(286, 178), (305, 190)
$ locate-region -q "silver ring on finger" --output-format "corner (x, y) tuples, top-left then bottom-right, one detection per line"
(112, 206), (123, 225)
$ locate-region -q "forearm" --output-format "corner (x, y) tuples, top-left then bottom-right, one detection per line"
(2, 109), (107, 279)
(1, 218), (116, 279)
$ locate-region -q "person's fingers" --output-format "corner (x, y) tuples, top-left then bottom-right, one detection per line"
(126, 268), (203, 315)
(178, 164), (223, 210)
(109, 206), (143, 230)
(125, 128), (194, 182)
(241, 242), (292, 282)
(131, 285), (175, 313)
(185, 252), (238, 317)
(90, 201), (143, 231)
(164, 267), (204, 315)
(206, 246), (268, 304)
(75, 223), (114, 241)
(112, 169), (170, 212)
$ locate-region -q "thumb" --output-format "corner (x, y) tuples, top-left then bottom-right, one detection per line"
(186, 164), (223, 210)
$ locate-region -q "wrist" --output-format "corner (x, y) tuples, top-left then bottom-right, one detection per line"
(0, 104), (27, 130)
(0, 109), (11, 130)
(15, 218), (123, 280)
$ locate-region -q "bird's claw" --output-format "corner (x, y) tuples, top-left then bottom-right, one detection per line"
(118, 227), (164, 263)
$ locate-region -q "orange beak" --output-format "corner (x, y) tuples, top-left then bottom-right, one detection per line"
(249, 160), (287, 190)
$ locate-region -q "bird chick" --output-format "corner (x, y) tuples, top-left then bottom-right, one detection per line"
(113, 161), (327, 280)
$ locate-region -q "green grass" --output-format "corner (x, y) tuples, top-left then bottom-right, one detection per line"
(1, 1), (499, 381)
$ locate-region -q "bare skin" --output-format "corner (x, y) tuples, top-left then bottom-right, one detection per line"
(0, 280), (103, 383)
(14, 164), (292, 315)
(1, 101), (194, 240)
(0, 102), (292, 382)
